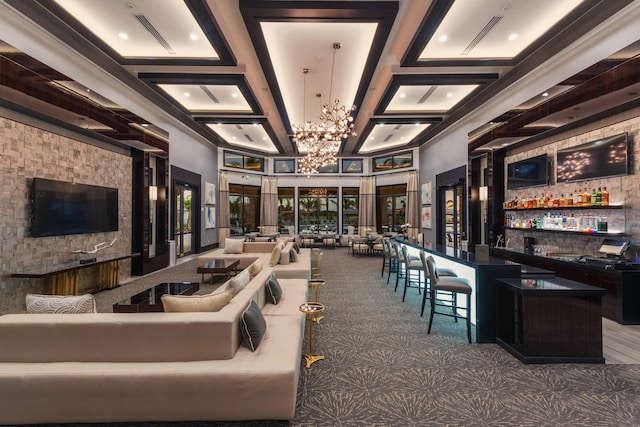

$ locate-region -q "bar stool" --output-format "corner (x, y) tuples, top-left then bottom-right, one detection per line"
(424, 255), (473, 343)
(401, 245), (423, 302)
(381, 238), (398, 282)
(418, 251), (458, 317)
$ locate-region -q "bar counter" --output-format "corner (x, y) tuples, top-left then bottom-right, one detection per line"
(401, 241), (521, 343)
(495, 277), (605, 364)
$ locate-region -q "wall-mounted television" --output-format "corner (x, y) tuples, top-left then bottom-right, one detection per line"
(31, 178), (119, 237)
(556, 133), (630, 183)
(506, 154), (549, 189)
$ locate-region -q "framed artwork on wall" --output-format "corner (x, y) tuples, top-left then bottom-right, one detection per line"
(421, 182), (432, 204)
(205, 182), (216, 205)
(421, 206), (432, 229)
(205, 206), (216, 229)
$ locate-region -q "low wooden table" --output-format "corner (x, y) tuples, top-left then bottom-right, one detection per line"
(197, 259), (240, 284)
(113, 282), (199, 313)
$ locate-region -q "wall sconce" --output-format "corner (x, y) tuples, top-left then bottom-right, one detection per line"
(479, 186), (488, 202)
(149, 185), (158, 201)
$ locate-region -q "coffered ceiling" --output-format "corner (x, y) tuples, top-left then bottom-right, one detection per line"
(1, 0), (639, 160)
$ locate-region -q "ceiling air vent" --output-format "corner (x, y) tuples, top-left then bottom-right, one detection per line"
(244, 134), (254, 142)
(133, 14), (176, 55)
(383, 134), (393, 142)
(235, 124), (243, 130)
(394, 124), (402, 130)
(417, 86), (437, 104)
(201, 86), (220, 103)
(461, 16), (502, 56)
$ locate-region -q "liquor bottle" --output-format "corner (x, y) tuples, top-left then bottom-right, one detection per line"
(581, 189), (589, 206)
(602, 187), (609, 206)
(591, 189), (597, 206)
(573, 190), (581, 206)
(567, 193), (573, 206)
(596, 188), (602, 206)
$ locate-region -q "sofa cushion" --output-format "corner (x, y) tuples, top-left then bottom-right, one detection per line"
(161, 291), (233, 312)
(240, 300), (266, 351)
(289, 248), (298, 263)
(266, 273), (283, 305)
(269, 245), (281, 267)
(226, 268), (250, 295)
(248, 258), (263, 279)
(25, 293), (96, 314)
(223, 238), (244, 254)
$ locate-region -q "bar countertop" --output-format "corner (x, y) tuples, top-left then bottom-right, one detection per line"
(497, 277), (605, 296)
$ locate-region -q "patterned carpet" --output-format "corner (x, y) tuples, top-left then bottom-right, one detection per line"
(46, 247), (640, 426)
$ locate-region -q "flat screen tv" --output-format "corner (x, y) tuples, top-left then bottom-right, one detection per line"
(506, 154), (549, 189)
(556, 133), (630, 183)
(31, 178), (119, 237)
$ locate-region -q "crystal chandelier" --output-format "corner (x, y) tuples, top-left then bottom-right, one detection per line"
(292, 42), (357, 175)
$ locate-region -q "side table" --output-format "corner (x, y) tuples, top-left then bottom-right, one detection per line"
(299, 302), (325, 368)
(307, 279), (325, 324)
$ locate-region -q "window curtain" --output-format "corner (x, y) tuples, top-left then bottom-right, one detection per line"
(260, 176), (278, 235)
(406, 170), (419, 241)
(218, 172), (230, 244)
(358, 176), (376, 236)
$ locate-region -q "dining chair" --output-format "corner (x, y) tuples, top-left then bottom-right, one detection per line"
(424, 255), (472, 343)
(351, 236), (369, 256)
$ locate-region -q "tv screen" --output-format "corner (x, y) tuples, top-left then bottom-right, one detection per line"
(507, 154), (549, 189)
(556, 133), (630, 183)
(32, 178), (119, 237)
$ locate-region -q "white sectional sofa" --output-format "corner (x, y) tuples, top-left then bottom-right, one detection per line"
(0, 263), (309, 424)
(199, 240), (311, 280)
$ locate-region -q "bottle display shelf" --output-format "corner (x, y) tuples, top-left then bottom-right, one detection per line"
(503, 205), (623, 211)
(505, 227), (624, 237)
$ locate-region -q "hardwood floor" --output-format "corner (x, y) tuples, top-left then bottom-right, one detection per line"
(603, 317), (640, 364)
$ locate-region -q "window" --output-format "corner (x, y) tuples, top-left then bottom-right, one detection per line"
(274, 158), (295, 173)
(278, 187), (295, 233)
(228, 184), (260, 235)
(298, 188), (338, 232)
(342, 158), (363, 173)
(224, 151), (264, 172)
(317, 163), (338, 173)
(342, 188), (359, 233)
(373, 151), (413, 172)
(377, 184), (406, 233)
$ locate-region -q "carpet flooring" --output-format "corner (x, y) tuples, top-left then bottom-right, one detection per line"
(40, 247), (640, 426)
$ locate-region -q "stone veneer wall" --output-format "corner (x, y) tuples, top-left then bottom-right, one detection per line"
(0, 114), (132, 314)
(504, 107), (640, 256)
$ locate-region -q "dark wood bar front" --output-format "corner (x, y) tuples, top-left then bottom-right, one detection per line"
(496, 277), (605, 364)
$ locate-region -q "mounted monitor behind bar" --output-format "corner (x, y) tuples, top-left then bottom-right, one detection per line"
(556, 133), (630, 183)
(506, 154), (549, 190)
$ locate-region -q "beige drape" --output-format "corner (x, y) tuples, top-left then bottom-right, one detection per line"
(358, 176), (376, 236)
(406, 171), (419, 241)
(218, 173), (230, 244)
(260, 176), (278, 235)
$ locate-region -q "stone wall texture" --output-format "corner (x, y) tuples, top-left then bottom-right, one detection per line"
(0, 114), (132, 314)
(504, 108), (640, 256)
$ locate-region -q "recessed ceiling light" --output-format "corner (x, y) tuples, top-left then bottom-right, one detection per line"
(399, 93), (406, 98)
(233, 136), (237, 140)
(262, 136), (267, 140)
(400, 136), (405, 140)
(508, 33), (518, 41)
(184, 92), (190, 97)
(446, 92), (453, 98)
(189, 33), (199, 41)
(542, 92), (549, 97)
(141, 123), (149, 127)
(370, 136), (375, 140)
(118, 32), (129, 40)
(501, 143), (509, 147)
(438, 34), (448, 42)
(253, 123), (258, 126)
(231, 93), (238, 98)
(415, 123), (420, 126)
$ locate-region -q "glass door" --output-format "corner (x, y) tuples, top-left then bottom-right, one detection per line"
(442, 185), (464, 248)
(174, 184), (193, 257)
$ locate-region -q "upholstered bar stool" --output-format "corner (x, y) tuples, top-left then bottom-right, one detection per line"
(418, 251), (458, 317)
(401, 246), (423, 301)
(424, 255), (472, 343)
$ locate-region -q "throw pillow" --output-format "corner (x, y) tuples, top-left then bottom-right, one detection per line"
(266, 273), (282, 305)
(226, 268), (251, 295)
(269, 245), (281, 267)
(240, 300), (266, 352)
(293, 242), (300, 253)
(289, 248), (298, 263)
(223, 238), (244, 254)
(25, 293), (97, 314)
(161, 291), (233, 312)
(248, 258), (263, 279)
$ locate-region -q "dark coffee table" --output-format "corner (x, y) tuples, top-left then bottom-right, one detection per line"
(197, 258), (240, 284)
(112, 282), (199, 313)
